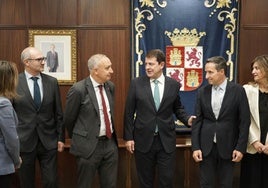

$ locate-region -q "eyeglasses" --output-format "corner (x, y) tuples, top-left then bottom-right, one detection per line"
(28, 57), (47, 63)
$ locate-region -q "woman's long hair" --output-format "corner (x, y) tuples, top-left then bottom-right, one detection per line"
(0, 60), (18, 100)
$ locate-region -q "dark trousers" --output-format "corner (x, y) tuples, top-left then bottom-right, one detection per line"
(134, 135), (176, 188)
(200, 143), (234, 188)
(19, 140), (58, 188)
(76, 137), (118, 188)
(240, 153), (268, 188)
(0, 174), (12, 188)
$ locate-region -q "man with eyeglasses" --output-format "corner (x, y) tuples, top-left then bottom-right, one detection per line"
(13, 46), (65, 188)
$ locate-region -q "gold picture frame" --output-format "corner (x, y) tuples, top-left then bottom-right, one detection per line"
(29, 29), (77, 85)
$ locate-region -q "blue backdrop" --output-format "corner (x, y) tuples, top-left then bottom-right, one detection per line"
(132, 0), (239, 117)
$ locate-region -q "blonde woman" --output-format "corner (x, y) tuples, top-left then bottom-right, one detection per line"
(241, 55), (268, 188)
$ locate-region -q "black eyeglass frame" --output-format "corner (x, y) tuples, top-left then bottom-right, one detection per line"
(27, 57), (47, 62)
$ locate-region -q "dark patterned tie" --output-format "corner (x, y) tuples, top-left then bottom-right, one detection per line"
(31, 77), (41, 109)
(98, 85), (112, 138)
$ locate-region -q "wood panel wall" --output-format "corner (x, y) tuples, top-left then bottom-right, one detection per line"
(0, 0), (130, 139)
(238, 0), (268, 84)
(1, 0), (268, 187)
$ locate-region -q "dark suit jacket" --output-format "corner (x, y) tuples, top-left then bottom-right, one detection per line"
(13, 72), (64, 152)
(191, 81), (250, 159)
(124, 76), (189, 153)
(64, 77), (117, 159)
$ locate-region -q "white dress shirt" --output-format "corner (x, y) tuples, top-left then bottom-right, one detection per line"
(90, 75), (113, 136)
(25, 71), (43, 101)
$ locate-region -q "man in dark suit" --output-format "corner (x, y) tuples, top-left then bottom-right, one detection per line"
(124, 49), (195, 188)
(191, 56), (250, 187)
(13, 46), (65, 188)
(64, 54), (118, 188)
(46, 44), (59, 72)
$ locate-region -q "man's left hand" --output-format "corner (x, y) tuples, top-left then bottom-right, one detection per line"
(58, 141), (65, 152)
(232, 150), (243, 162)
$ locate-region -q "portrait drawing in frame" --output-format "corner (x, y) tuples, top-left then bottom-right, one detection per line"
(28, 29), (77, 85)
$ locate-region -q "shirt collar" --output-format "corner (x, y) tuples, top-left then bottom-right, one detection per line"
(25, 70), (41, 80)
(215, 79), (227, 91)
(150, 73), (165, 84)
(90, 75), (103, 88)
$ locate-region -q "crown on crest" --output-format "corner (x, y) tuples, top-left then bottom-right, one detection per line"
(165, 28), (206, 46)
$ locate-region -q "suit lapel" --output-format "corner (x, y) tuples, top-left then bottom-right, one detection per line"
(85, 78), (99, 115)
(218, 81), (231, 117)
(20, 73), (36, 107)
(249, 86), (259, 126)
(41, 74), (47, 107)
(160, 77), (171, 109)
(204, 85), (215, 116)
(144, 77), (156, 110)
(104, 83), (113, 114)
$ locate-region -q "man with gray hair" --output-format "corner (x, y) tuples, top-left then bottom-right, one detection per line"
(64, 54), (118, 188)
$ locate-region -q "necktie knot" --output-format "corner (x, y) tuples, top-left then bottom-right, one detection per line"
(214, 85), (222, 92)
(31, 77), (39, 82)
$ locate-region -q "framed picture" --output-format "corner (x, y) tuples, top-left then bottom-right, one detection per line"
(29, 29), (77, 85)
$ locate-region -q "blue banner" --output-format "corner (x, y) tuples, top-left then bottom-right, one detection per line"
(132, 0), (239, 117)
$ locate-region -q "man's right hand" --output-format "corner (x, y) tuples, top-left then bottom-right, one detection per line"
(192, 150), (203, 162)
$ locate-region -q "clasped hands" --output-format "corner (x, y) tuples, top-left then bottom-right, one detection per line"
(253, 141), (268, 155)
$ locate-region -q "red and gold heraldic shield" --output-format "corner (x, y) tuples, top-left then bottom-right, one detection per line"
(166, 46), (203, 91)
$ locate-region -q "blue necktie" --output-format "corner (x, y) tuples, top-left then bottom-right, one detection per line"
(31, 77), (41, 109)
(153, 80), (160, 110)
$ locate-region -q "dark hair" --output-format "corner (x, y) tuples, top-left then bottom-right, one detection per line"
(0, 60), (18, 99)
(206, 56), (227, 74)
(146, 49), (165, 64)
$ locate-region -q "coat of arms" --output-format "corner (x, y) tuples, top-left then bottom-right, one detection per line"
(165, 28), (205, 91)
(166, 46), (203, 91)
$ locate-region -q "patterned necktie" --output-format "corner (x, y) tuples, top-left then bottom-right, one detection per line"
(98, 85), (112, 138)
(153, 80), (160, 133)
(212, 86), (222, 119)
(153, 80), (160, 110)
(31, 77), (41, 109)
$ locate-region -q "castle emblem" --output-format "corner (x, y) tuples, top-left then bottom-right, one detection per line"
(169, 48), (182, 66)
